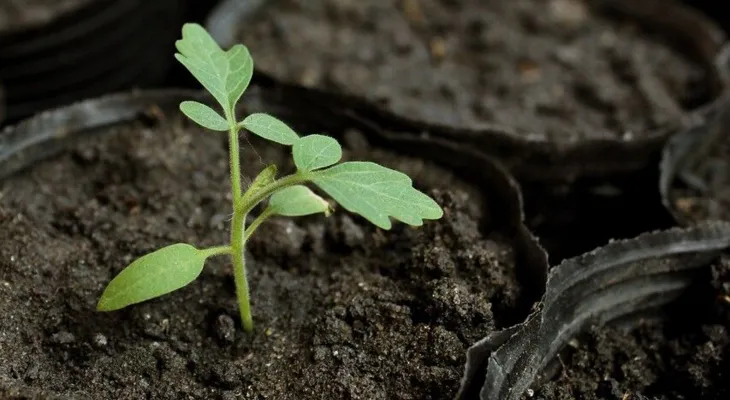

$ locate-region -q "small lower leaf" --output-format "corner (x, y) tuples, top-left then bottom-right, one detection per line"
(241, 165), (278, 205)
(241, 113), (299, 145)
(293, 134), (342, 171)
(97, 244), (209, 311)
(179, 101), (228, 131)
(268, 185), (331, 217)
(248, 165), (277, 193)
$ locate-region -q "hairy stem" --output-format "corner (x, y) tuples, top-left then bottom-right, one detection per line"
(227, 112), (253, 332)
(243, 208), (274, 242)
(228, 148), (311, 333)
(237, 172), (312, 215)
(231, 209), (253, 332)
(227, 114), (243, 203)
(199, 245), (232, 258)
(231, 173), (312, 332)
(232, 209), (276, 333)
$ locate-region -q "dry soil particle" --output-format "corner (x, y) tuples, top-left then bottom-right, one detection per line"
(0, 113), (522, 399)
(238, 0), (709, 142)
(527, 254), (730, 400)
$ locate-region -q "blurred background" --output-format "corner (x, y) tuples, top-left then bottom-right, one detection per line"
(1, 0), (729, 263)
(1, 0), (727, 127)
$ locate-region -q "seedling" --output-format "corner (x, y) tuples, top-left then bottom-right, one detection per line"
(96, 23), (443, 333)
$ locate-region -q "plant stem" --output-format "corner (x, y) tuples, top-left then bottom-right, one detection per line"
(237, 172), (311, 215)
(231, 208), (253, 332)
(243, 208), (274, 242)
(226, 133), (310, 332)
(227, 114), (243, 203)
(227, 113), (253, 332)
(199, 245), (232, 258)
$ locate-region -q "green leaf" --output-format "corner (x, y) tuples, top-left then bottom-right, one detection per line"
(223, 44), (253, 109)
(293, 134), (342, 172)
(97, 244), (208, 312)
(268, 185), (332, 217)
(179, 101), (229, 131)
(242, 164), (277, 204)
(311, 162), (443, 229)
(241, 113), (299, 145)
(248, 164), (277, 192)
(174, 23), (253, 113)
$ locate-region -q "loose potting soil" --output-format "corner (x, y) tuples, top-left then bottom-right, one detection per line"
(0, 114), (525, 399)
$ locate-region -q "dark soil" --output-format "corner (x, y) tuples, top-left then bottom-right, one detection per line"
(527, 253), (730, 400)
(668, 130), (730, 223)
(0, 0), (91, 33)
(0, 83), (5, 125)
(0, 112), (523, 399)
(239, 0), (710, 142)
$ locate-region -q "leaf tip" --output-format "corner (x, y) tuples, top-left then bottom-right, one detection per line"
(429, 204), (445, 220)
(375, 218), (393, 231)
(95, 295), (118, 312)
(181, 22), (204, 35)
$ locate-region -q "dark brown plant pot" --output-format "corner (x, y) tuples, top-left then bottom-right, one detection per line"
(0, 88), (546, 399)
(206, 0), (727, 182)
(660, 92), (730, 225)
(0, 0), (187, 123)
(457, 222), (730, 399)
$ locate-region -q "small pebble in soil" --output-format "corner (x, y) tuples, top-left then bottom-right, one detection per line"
(214, 314), (236, 345)
(93, 333), (108, 347)
(50, 331), (75, 345)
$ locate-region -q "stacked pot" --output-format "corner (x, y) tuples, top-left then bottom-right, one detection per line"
(1, 0), (730, 399)
(0, 0), (186, 123)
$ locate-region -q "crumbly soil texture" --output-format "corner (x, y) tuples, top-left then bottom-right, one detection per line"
(669, 131), (730, 223)
(240, 0), (710, 141)
(528, 254), (730, 400)
(0, 113), (523, 399)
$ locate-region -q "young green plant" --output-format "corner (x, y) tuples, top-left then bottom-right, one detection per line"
(96, 23), (444, 333)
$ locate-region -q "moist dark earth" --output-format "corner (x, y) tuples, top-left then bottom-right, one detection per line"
(668, 129), (730, 223)
(527, 254), (730, 400)
(0, 112), (523, 399)
(240, 0), (710, 142)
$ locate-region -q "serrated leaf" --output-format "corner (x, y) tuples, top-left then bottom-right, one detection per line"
(311, 162), (443, 229)
(293, 134), (342, 171)
(174, 23), (253, 113)
(180, 101), (229, 131)
(97, 244), (208, 312)
(268, 185), (331, 217)
(241, 113), (299, 145)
